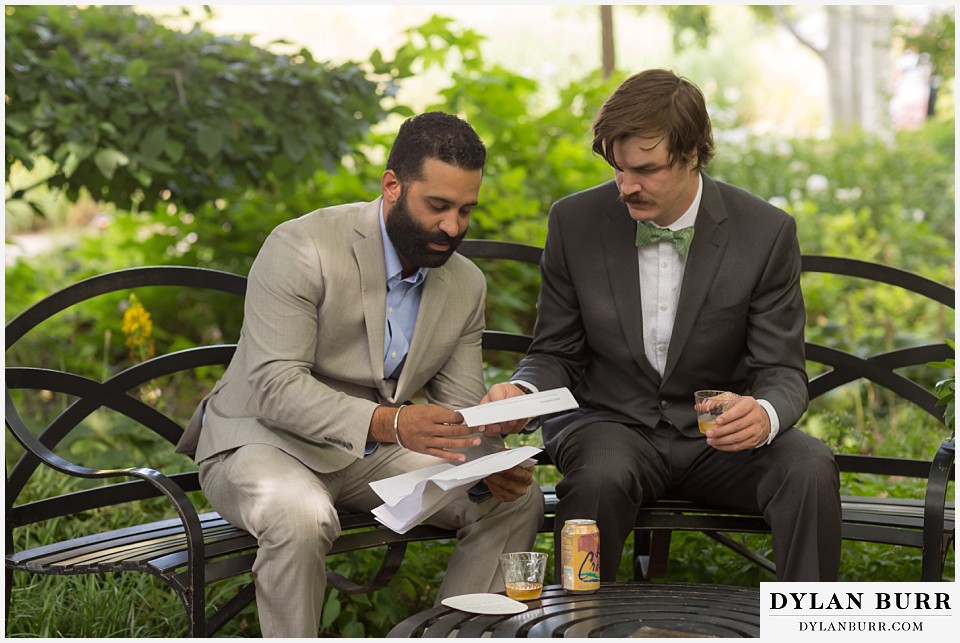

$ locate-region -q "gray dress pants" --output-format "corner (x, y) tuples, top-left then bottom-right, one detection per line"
(200, 443), (545, 637)
(551, 421), (842, 582)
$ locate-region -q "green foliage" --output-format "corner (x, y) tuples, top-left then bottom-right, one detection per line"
(929, 339), (956, 438)
(5, 5), (385, 213)
(4, 9), (955, 639)
(896, 7), (956, 79)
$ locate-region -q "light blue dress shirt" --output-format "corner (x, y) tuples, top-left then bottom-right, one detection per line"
(366, 203), (429, 455)
(379, 203), (428, 380)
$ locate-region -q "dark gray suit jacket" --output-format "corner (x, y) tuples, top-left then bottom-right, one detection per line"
(512, 174), (808, 459)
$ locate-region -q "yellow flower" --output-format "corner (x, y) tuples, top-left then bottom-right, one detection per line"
(122, 293), (155, 362)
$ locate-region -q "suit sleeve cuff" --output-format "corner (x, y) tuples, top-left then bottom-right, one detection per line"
(755, 399), (780, 447)
(509, 380), (540, 433)
(510, 380), (539, 394)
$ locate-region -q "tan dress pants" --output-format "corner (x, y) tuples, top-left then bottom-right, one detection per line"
(200, 443), (544, 637)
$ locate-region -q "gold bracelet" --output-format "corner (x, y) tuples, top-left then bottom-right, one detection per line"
(393, 404), (408, 449)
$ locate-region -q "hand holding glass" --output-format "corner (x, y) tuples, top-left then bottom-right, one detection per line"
(694, 390), (741, 434)
(499, 552), (547, 600)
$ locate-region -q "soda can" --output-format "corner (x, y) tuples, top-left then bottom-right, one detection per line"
(560, 519), (599, 593)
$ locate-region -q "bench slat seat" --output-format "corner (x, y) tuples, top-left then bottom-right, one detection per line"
(7, 508), (462, 593)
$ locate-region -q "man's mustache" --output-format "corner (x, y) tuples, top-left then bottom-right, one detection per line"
(620, 193), (652, 206)
(426, 230), (465, 246)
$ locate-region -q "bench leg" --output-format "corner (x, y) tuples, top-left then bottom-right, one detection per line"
(634, 529), (672, 580)
(204, 581), (257, 636)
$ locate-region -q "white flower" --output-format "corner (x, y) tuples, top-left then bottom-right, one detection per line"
(806, 174), (829, 194)
(769, 196), (790, 210)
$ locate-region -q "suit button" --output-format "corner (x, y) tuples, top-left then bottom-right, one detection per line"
(659, 399), (671, 410)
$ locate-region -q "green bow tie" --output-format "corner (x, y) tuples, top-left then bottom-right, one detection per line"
(635, 221), (696, 255)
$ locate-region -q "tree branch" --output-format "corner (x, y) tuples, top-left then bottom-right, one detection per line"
(158, 68), (188, 108)
(773, 6), (825, 62)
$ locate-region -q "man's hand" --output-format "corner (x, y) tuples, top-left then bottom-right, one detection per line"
(369, 404), (480, 463)
(477, 382), (530, 436)
(483, 464), (534, 502)
(704, 395), (771, 451)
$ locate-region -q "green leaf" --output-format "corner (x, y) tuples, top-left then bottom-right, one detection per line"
(138, 155), (175, 174)
(5, 198), (38, 224)
(125, 58), (149, 83)
(6, 113), (31, 134)
(342, 621), (365, 638)
(139, 126), (167, 160)
(93, 148), (129, 179)
(391, 105), (415, 118)
(281, 130), (307, 162)
(86, 86), (110, 109)
(62, 151), (81, 178)
(320, 593), (341, 629)
(164, 138), (185, 162)
(130, 167), (154, 187)
(196, 125), (223, 159)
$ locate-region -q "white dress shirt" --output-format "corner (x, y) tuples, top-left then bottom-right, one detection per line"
(636, 175), (778, 446)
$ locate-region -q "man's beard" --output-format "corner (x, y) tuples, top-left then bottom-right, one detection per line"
(385, 190), (466, 269)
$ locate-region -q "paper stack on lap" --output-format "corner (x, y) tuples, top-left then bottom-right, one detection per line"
(370, 446), (542, 533)
(369, 388), (577, 533)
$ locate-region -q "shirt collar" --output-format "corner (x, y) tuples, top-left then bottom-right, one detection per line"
(658, 173), (703, 231)
(379, 199), (428, 284)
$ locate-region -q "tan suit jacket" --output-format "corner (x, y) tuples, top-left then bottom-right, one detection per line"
(176, 198), (490, 472)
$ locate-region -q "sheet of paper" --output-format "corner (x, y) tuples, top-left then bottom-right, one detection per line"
(427, 446), (541, 489)
(368, 463), (451, 506)
(458, 387), (579, 427)
(370, 445), (542, 534)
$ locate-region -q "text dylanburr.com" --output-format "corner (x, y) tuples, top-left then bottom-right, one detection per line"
(761, 582), (955, 639)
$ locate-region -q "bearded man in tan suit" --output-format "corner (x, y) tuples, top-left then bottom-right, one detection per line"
(176, 112), (544, 637)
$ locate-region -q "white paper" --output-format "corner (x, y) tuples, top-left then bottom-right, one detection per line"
(457, 387), (578, 427)
(370, 446), (542, 534)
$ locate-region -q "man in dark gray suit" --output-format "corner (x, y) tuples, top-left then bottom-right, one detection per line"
(482, 69), (842, 582)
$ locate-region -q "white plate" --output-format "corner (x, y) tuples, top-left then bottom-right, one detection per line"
(441, 593), (529, 615)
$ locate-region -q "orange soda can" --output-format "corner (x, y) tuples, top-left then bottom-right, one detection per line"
(560, 519), (599, 593)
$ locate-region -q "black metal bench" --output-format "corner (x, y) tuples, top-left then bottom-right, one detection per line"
(5, 242), (955, 637)
(461, 240), (955, 583)
(4, 265), (474, 636)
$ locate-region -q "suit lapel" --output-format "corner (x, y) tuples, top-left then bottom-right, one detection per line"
(602, 203), (661, 384)
(353, 199), (393, 400)
(662, 175), (728, 383)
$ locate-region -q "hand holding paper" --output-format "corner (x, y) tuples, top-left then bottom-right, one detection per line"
(460, 386), (578, 434)
(388, 403), (480, 463)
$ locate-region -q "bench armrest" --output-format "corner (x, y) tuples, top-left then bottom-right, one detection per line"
(6, 388), (206, 591)
(922, 437), (956, 581)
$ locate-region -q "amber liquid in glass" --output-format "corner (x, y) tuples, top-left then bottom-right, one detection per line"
(505, 581), (543, 600)
(698, 415), (717, 434)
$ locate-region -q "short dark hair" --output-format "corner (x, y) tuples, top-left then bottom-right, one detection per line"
(386, 111), (487, 182)
(592, 69), (715, 170)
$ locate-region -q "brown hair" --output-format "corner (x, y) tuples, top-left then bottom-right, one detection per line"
(592, 69), (715, 170)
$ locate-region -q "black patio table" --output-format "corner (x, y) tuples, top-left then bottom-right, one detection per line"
(387, 582), (761, 638)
